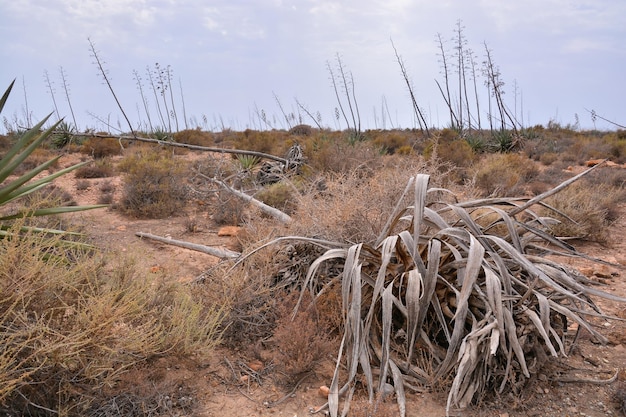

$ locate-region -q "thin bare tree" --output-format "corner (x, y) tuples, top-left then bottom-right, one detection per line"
(435, 32), (456, 128)
(59, 66), (78, 129)
(133, 69), (154, 132)
(43, 70), (61, 122)
(88, 38), (136, 137)
(390, 39), (430, 137)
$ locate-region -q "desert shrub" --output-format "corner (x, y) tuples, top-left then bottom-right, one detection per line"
(254, 181), (298, 215)
(0, 225), (224, 415)
(473, 153), (539, 196)
(544, 178), (624, 242)
(538, 151), (559, 166)
(118, 150), (189, 218)
(287, 154), (448, 243)
(212, 190), (247, 225)
(173, 128), (214, 146)
(76, 179), (90, 190)
(0, 134), (12, 152)
(99, 180), (116, 194)
(80, 137), (122, 159)
(271, 291), (332, 384)
(74, 158), (115, 178)
(289, 124), (313, 136)
(234, 129), (288, 155)
(371, 131), (411, 154)
(97, 192), (114, 205)
(307, 137), (382, 174)
(24, 183), (76, 207)
(432, 138), (477, 168)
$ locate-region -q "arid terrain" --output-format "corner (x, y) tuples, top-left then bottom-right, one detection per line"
(46, 148), (626, 417)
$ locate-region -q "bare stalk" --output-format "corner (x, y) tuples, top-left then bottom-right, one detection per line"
(59, 66), (78, 129)
(21, 76), (33, 128)
(482, 42), (518, 133)
(585, 108), (626, 129)
(295, 98), (324, 130)
(43, 70), (61, 122)
(178, 77), (189, 130)
(435, 33), (456, 128)
(468, 50), (482, 130)
(154, 63), (172, 132)
(391, 39), (430, 137)
(88, 38), (136, 137)
(273, 92), (292, 129)
(165, 65), (179, 131)
(335, 54), (361, 137)
(327, 60), (351, 132)
(146, 65), (166, 129)
(133, 69), (154, 132)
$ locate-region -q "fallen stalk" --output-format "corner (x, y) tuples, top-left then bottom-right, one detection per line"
(62, 132), (288, 164)
(135, 232), (240, 259)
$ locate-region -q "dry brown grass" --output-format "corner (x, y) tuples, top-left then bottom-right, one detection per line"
(271, 291), (332, 385)
(472, 152), (539, 197)
(0, 220), (224, 415)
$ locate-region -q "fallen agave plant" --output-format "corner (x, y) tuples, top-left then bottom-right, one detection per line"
(283, 164), (626, 417)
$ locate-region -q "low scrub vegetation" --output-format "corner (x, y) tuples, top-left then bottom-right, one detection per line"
(3, 97), (626, 415)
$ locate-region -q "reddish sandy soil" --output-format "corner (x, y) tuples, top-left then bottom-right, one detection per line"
(51, 152), (626, 417)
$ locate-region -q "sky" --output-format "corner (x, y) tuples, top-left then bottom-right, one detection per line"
(1, 0), (625, 133)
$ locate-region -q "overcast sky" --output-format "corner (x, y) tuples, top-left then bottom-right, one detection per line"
(1, 0), (625, 133)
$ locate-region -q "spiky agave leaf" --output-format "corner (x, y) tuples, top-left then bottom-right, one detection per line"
(0, 80), (106, 244)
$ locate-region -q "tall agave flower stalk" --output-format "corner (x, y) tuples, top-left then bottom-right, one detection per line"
(299, 168), (624, 417)
(0, 80), (106, 244)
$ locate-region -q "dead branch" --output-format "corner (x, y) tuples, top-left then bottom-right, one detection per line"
(68, 132), (289, 164)
(135, 232), (240, 259)
(195, 172), (293, 224)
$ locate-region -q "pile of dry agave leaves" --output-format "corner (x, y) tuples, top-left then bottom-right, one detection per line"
(246, 162), (625, 417)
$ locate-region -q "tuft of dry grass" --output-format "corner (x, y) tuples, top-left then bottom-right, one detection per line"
(473, 152), (539, 197)
(543, 178), (624, 242)
(271, 291), (332, 385)
(0, 220), (225, 414)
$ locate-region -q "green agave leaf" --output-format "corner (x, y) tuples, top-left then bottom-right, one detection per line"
(0, 115), (57, 183)
(0, 79), (15, 113)
(1, 160), (90, 204)
(0, 204), (108, 221)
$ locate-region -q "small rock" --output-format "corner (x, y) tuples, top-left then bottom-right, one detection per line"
(247, 360), (264, 372)
(218, 226), (241, 237)
(318, 385), (330, 398)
